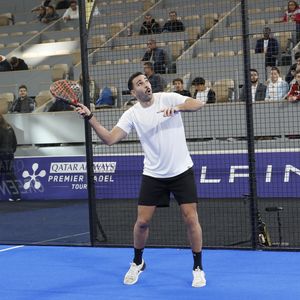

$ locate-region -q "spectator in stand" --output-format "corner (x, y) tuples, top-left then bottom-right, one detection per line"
(9, 57), (29, 71)
(192, 77), (216, 103)
(34, 5), (47, 22)
(285, 52), (300, 84)
(0, 55), (12, 72)
(255, 27), (279, 67)
(277, 1), (300, 42)
(173, 78), (191, 96)
(265, 67), (289, 101)
(162, 11), (185, 32)
(41, 5), (59, 23)
(139, 13), (161, 35)
(240, 69), (267, 102)
(0, 114), (21, 202)
(55, 0), (70, 10)
(287, 69), (300, 101)
(63, 0), (79, 20)
(31, 0), (51, 12)
(143, 62), (166, 92)
(9, 85), (35, 113)
(141, 39), (168, 74)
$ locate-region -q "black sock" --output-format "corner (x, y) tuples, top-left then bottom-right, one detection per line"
(133, 248), (144, 265)
(192, 251), (203, 270)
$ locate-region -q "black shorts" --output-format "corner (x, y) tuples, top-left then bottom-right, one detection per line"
(138, 168), (198, 207)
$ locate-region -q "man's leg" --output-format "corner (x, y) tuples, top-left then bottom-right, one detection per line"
(180, 203), (206, 287)
(124, 205), (156, 285)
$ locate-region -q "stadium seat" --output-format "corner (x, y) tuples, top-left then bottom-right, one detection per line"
(0, 93), (14, 114)
(51, 64), (69, 81)
(35, 64), (51, 70)
(186, 26), (201, 44)
(168, 41), (185, 60)
(216, 50), (235, 57)
(109, 22), (124, 37)
(35, 90), (53, 108)
(203, 13), (218, 31)
(213, 79), (234, 103)
(197, 52), (214, 58)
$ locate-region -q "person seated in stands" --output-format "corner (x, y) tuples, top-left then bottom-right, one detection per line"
(287, 69), (300, 102)
(41, 5), (59, 23)
(31, 0), (51, 13)
(143, 62), (166, 92)
(162, 11), (185, 32)
(172, 78), (191, 96)
(265, 67), (289, 101)
(9, 85), (35, 113)
(9, 57), (28, 71)
(192, 77), (215, 103)
(63, 0), (79, 20)
(285, 52), (300, 84)
(0, 55), (12, 72)
(47, 98), (74, 111)
(139, 13), (161, 35)
(55, 0), (70, 10)
(240, 69), (267, 102)
(141, 39), (167, 74)
(255, 27), (279, 67)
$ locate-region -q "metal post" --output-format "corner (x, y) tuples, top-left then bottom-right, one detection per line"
(78, 0), (98, 246)
(241, 0), (259, 249)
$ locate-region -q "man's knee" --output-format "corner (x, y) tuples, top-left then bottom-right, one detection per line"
(135, 219), (150, 230)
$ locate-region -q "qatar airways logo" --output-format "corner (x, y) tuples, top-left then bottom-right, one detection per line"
(200, 164), (300, 183)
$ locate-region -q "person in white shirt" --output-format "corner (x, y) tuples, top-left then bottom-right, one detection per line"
(63, 0), (99, 21)
(76, 72), (206, 288)
(192, 77), (216, 103)
(265, 67), (289, 101)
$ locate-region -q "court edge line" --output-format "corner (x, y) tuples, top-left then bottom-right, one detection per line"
(0, 245), (25, 252)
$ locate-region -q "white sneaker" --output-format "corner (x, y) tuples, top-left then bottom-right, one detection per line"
(123, 260), (146, 285)
(192, 267), (206, 288)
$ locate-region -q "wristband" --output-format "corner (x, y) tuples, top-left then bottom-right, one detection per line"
(84, 113), (93, 120)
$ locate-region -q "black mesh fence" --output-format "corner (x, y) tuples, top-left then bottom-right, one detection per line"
(85, 0), (300, 250)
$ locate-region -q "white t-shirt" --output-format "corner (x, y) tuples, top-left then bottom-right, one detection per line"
(116, 92), (193, 178)
(196, 87), (210, 103)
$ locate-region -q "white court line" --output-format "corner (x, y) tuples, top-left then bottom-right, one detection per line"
(0, 245), (24, 252)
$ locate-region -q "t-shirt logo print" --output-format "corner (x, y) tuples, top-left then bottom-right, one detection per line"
(22, 163), (46, 190)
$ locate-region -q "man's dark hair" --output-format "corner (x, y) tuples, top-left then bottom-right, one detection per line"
(70, 0), (77, 5)
(10, 57), (18, 66)
(294, 52), (300, 60)
(192, 77), (205, 85)
(172, 78), (183, 84)
(250, 68), (259, 75)
(128, 72), (144, 91)
(271, 66), (280, 74)
(143, 61), (154, 70)
(18, 85), (27, 91)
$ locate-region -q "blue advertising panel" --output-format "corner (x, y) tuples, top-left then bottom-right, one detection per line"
(0, 152), (299, 200)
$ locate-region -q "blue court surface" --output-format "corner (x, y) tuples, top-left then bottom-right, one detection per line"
(0, 246), (299, 300)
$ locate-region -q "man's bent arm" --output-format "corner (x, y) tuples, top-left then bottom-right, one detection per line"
(176, 98), (205, 112)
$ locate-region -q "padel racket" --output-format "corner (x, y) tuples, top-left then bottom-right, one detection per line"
(50, 80), (82, 107)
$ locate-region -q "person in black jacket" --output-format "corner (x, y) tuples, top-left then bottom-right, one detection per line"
(0, 114), (21, 201)
(192, 77), (216, 103)
(0, 55), (12, 72)
(162, 11), (185, 32)
(173, 78), (191, 96)
(9, 85), (35, 113)
(9, 57), (29, 71)
(139, 13), (161, 35)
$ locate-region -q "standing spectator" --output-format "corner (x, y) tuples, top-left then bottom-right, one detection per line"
(265, 67), (289, 101)
(162, 11), (185, 32)
(0, 114), (21, 202)
(287, 69), (300, 102)
(240, 69), (267, 102)
(0, 55), (12, 72)
(173, 78), (191, 96)
(139, 13), (161, 35)
(141, 39), (168, 74)
(255, 27), (279, 67)
(143, 62), (166, 92)
(41, 5), (59, 23)
(62, 0), (79, 20)
(285, 51), (300, 84)
(9, 57), (29, 71)
(192, 77), (216, 103)
(9, 85), (35, 113)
